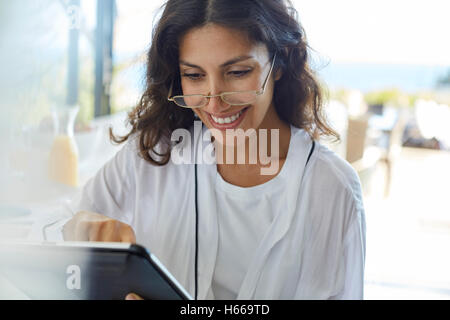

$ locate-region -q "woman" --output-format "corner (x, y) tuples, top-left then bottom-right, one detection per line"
(64, 0), (366, 300)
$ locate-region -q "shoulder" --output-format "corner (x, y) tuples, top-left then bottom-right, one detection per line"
(310, 142), (367, 253)
(121, 132), (170, 168)
(122, 131), (194, 185)
(299, 140), (365, 238)
(108, 134), (141, 175)
(294, 138), (366, 250)
(309, 142), (363, 207)
(289, 127), (362, 206)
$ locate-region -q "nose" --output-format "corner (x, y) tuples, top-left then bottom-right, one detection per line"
(204, 95), (230, 114)
(202, 81), (231, 114)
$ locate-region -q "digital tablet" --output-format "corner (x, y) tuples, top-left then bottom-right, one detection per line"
(0, 241), (192, 300)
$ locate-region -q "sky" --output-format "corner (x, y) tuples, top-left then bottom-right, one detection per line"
(293, 0), (450, 66)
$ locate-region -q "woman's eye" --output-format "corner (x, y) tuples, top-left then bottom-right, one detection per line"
(228, 70), (251, 78)
(182, 73), (204, 81)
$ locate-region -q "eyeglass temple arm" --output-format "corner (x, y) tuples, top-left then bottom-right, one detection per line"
(259, 52), (277, 94)
(167, 82), (174, 101)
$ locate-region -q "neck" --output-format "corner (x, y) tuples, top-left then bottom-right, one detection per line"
(215, 106), (291, 186)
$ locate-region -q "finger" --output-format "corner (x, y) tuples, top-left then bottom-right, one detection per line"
(71, 219), (89, 241)
(98, 220), (120, 242)
(85, 221), (101, 242)
(125, 293), (143, 300)
(120, 225), (136, 244)
(62, 219), (75, 241)
(70, 212), (94, 241)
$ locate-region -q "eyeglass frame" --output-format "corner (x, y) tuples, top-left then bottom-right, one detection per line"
(167, 53), (277, 109)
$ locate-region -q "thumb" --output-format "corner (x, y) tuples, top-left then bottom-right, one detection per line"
(125, 293), (143, 300)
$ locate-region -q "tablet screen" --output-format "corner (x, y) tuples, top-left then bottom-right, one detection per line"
(0, 241), (192, 300)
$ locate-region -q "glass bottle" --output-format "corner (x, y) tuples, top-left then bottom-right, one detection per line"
(48, 105), (80, 187)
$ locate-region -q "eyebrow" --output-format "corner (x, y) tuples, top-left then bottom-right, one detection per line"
(179, 55), (254, 69)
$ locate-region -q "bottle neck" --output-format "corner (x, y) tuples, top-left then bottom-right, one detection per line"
(52, 105), (79, 137)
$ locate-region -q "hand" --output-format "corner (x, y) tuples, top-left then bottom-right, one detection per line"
(63, 211), (136, 243)
(125, 293), (144, 300)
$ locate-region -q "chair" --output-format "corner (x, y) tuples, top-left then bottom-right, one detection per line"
(346, 114), (383, 197)
(346, 114), (370, 164)
(377, 108), (408, 197)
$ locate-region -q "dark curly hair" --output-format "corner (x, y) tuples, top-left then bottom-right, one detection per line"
(111, 0), (338, 166)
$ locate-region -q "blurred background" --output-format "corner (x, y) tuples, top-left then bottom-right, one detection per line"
(0, 0), (449, 299)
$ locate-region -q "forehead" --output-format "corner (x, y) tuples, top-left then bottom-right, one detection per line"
(178, 24), (268, 65)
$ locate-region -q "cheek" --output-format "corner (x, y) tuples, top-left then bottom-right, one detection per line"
(180, 79), (194, 95)
(181, 79), (206, 96)
(256, 84), (275, 118)
(249, 98), (271, 123)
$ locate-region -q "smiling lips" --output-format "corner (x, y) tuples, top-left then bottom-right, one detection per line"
(211, 109), (244, 124)
(207, 107), (249, 129)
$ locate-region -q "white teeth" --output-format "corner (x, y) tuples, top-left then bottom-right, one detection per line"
(211, 110), (244, 125)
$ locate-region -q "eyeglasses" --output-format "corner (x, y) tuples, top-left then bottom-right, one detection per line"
(167, 53), (277, 109)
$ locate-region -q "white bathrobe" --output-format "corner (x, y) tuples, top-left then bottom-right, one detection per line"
(68, 124), (366, 300)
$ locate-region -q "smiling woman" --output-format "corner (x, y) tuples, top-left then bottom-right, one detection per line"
(65, 0), (366, 301)
(110, 0), (338, 166)
(177, 27), (279, 134)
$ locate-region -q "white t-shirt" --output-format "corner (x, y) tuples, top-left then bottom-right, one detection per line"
(68, 124), (366, 300)
(211, 126), (315, 299)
